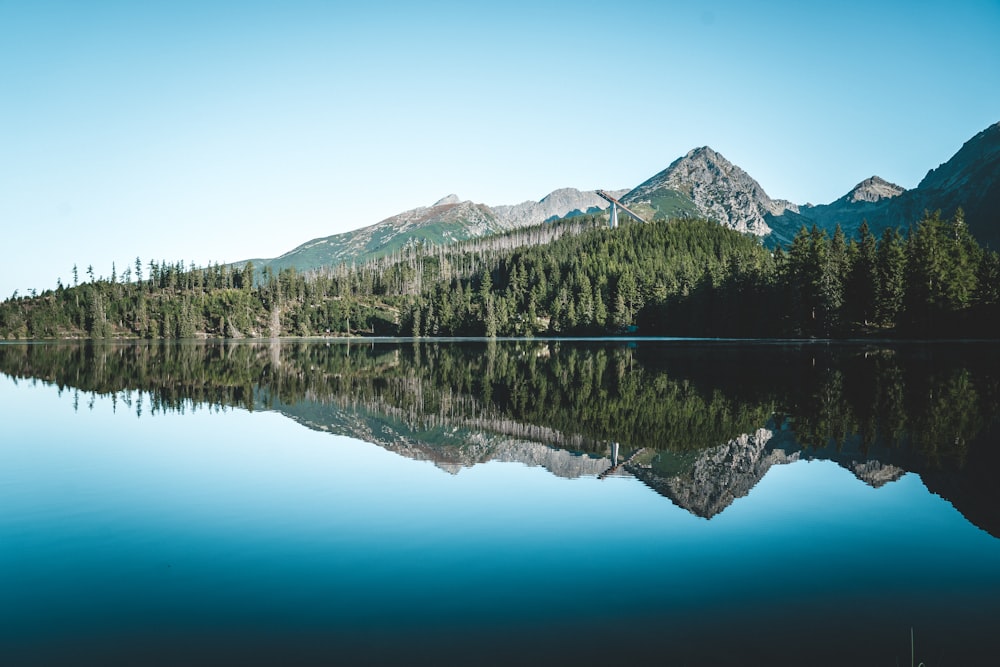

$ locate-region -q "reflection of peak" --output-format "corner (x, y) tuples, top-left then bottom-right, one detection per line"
(629, 429), (792, 518)
(851, 459), (906, 488)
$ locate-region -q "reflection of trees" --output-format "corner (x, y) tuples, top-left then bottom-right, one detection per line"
(0, 341), (774, 455)
(1, 341), (997, 469)
(777, 347), (1000, 469)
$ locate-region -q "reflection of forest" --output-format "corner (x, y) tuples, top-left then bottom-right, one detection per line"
(2, 339), (998, 534)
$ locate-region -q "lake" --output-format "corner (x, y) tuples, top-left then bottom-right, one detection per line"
(1, 339), (998, 666)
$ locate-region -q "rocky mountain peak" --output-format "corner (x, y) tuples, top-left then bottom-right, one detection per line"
(433, 194), (462, 206)
(624, 146), (790, 235)
(686, 145), (721, 161)
(845, 176), (905, 203)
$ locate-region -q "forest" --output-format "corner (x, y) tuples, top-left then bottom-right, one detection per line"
(1, 209), (997, 340)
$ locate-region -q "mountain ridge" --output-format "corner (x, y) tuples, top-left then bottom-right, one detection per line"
(766, 121), (1000, 245)
(247, 187), (627, 275)
(241, 121), (1000, 273)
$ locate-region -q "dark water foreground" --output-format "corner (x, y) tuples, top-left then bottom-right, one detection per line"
(1, 338), (998, 666)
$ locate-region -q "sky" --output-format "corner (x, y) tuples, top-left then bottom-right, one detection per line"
(2, 0), (999, 299)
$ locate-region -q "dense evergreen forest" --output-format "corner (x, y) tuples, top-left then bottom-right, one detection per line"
(2, 209), (997, 340)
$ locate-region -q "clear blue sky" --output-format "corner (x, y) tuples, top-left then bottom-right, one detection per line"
(2, 0), (998, 298)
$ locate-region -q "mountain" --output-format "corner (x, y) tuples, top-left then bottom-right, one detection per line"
(764, 175), (907, 245)
(245, 188), (624, 274)
(621, 146), (797, 235)
(492, 187), (623, 226)
(622, 124), (999, 248)
(247, 196), (501, 275)
(269, 395), (619, 479)
(236, 389), (1000, 538)
(842, 175), (907, 203)
(767, 121), (1000, 246)
(242, 121), (999, 274)
(900, 121), (1000, 247)
(627, 427), (912, 520)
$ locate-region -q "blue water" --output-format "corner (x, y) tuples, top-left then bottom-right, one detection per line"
(2, 374), (999, 666)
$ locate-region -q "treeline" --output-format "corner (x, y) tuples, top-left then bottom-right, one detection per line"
(0, 255), (402, 340)
(766, 211), (998, 338)
(1, 209), (998, 340)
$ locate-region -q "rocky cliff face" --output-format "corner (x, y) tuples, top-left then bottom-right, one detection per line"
(623, 147), (794, 236)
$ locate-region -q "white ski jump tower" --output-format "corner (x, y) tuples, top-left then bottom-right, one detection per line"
(596, 190), (648, 228)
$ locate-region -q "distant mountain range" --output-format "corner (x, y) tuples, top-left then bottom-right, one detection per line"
(243, 121), (1000, 272)
(245, 188), (627, 274)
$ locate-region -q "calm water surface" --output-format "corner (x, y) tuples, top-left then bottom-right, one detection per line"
(1, 339), (998, 666)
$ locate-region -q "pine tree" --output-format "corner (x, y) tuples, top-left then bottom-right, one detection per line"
(903, 213), (949, 332)
(942, 208), (980, 312)
(817, 225), (847, 335)
(876, 227), (905, 326)
(847, 221), (878, 326)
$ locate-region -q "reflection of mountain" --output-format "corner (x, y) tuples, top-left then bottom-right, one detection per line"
(629, 429), (794, 518)
(626, 418), (1000, 540)
(627, 427), (913, 519)
(269, 396), (617, 478)
(0, 339), (997, 537)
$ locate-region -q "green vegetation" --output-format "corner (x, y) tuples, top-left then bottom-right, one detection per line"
(2, 209), (997, 340)
(635, 189), (701, 221)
